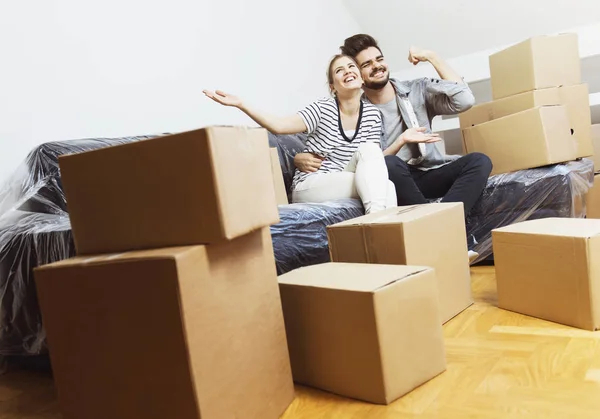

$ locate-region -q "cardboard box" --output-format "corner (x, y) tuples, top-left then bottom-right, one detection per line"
(459, 85), (592, 158)
(489, 33), (581, 100)
(587, 174), (600, 219)
(327, 203), (472, 323)
(34, 228), (294, 419)
(492, 218), (600, 330)
(270, 148), (289, 205)
(592, 124), (600, 172)
(559, 85), (593, 158)
(440, 130), (466, 156)
(462, 106), (578, 175)
(278, 262), (446, 404)
(59, 126), (280, 254)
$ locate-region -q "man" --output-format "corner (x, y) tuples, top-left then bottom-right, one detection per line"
(295, 34), (492, 260)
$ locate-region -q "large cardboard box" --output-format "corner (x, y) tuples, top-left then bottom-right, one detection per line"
(492, 218), (600, 330)
(459, 84), (592, 158)
(586, 174), (600, 219)
(462, 106), (577, 175)
(270, 148), (289, 205)
(592, 124), (600, 172)
(34, 228), (294, 419)
(489, 33), (581, 100)
(327, 203), (472, 323)
(278, 262), (446, 404)
(59, 126), (280, 254)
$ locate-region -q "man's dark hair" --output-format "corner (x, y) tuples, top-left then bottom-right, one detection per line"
(340, 34), (382, 58)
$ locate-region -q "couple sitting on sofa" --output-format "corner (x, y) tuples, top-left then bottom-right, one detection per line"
(204, 34), (492, 256)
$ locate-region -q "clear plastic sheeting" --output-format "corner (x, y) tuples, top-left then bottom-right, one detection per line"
(271, 199), (363, 275)
(0, 129), (594, 357)
(271, 158), (594, 271)
(467, 158), (594, 264)
(269, 129), (595, 265)
(0, 137), (155, 216)
(0, 136), (155, 357)
(0, 211), (73, 355)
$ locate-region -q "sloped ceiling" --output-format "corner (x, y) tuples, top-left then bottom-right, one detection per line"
(343, 0), (600, 71)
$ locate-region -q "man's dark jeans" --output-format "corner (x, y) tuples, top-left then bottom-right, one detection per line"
(385, 152), (493, 217)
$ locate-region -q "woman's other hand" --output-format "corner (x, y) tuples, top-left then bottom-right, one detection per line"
(294, 152), (324, 173)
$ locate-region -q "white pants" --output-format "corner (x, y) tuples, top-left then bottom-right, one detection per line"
(292, 143), (397, 213)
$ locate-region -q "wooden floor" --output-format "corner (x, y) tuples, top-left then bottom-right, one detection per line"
(2, 266), (600, 418)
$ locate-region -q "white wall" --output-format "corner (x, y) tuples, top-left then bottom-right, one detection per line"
(390, 21), (600, 84)
(0, 0), (361, 183)
(386, 21), (600, 135)
(343, 0), (600, 73)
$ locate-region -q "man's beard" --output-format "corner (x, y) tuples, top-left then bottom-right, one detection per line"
(364, 73), (390, 90)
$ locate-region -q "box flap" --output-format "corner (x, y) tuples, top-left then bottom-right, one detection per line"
(588, 175), (600, 219)
(462, 105), (563, 131)
(278, 263), (430, 292)
(207, 126), (279, 239)
(269, 148), (289, 205)
(36, 246), (202, 269)
(593, 125), (600, 173)
(493, 218), (600, 238)
(329, 203), (463, 228)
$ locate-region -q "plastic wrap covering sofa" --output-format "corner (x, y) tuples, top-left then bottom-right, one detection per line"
(465, 158), (593, 261)
(0, 132), (594, 357)
(272, 133), (593, 264)
(0, 137), (156, 357)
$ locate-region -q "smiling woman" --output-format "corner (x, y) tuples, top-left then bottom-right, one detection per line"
(202, 54), (397, 214)
(326, 54), (362, 95)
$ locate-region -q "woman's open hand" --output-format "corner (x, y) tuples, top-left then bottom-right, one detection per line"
(203, 90), (243, 108)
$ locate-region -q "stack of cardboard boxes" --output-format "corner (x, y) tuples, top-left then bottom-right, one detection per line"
(461, 34), (600, 331)
(326, 203), (473, 324)
(33, 127), (295, 419)
(277, 206), (473, 404)
(33, 126), (450, 414)
(459, 33), (593, 176)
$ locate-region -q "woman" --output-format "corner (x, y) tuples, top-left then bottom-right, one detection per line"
(203, 54), (396, 214)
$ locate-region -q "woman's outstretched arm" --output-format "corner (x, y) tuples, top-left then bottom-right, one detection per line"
(203, 90), (307, 135)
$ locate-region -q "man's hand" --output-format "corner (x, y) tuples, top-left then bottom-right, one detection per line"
(384, 127), (440, 156)
(294, 152), (324, 173)
(408, 47), (436, 65)
(400, 127), (441, 143)
(408, 47), (464, 84)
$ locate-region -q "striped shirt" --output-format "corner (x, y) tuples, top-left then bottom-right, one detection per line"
(292, 97), (383, 190)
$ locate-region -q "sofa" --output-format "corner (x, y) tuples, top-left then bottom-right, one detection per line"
(0, 132), (594, 358)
